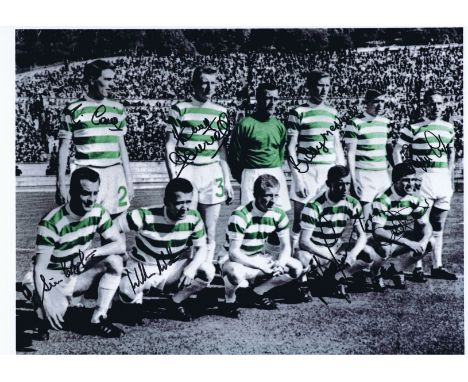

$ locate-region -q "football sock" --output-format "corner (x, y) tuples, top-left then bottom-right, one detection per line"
(207, 241), (216, 263)
(414, 259), (423, 270)
(254, 274), (294, 295)
(431, 231), (443, 268)
(92, 273), (121, 323)
(172, 278), (209, 304)
(223, 275), (240, 303)
(291, 231), (300, 251)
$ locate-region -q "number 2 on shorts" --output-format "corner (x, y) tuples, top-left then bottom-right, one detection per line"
(215, 177), (224, 197)
(118, 186), (128, 207)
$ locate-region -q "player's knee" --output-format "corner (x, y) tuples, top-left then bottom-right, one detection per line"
(356, 251), (373, 264)
(196, 262), (215, 283)
(222, 262), (243, 285)
(104, 254), (124, 274)
(287, 258), (303, 278)
(119, 277), (137, 303)
(296, 250), (312, 268)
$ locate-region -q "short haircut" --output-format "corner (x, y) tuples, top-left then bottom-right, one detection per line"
(192, 65), (217, 84)
(306, 70), (330, 89)
(83, 60), (113, 83)
(423, 88), (443, 104)
(253, 174), (280, 197)
(392, 162), (416, 183)
(327, 165), (350, 183)
(256, 82), (278, 99)
(70, 167), (100, 196)
(365, 89), (384, 104)
(164, 178), (194, 203)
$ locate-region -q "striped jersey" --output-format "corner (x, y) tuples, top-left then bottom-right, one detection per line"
(287, 102), (340, 165)
(397, 118), (455, 172)
(166, 100), (229, 165)
(118, 206), (206, 265)
(224, 201), (289, 256)
(372, 186), (428, 232)
(36, 203), (119, 271)
(344, 112), (390, 171)
(59, 94), (127, 167)
(301, 191), (363, 247)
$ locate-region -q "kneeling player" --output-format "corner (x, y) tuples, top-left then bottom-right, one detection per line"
(221, 175), (303, 317)
(364, 162), (432, 290)
(118, 178), (215, 321)
(28, 167), (126, 339)
(296, 165), (368, 299)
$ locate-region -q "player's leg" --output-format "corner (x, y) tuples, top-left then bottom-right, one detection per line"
(198, 202), (221, 263)
(253, 256), (302, 296)
(291, 200), (305, 251)
(171, 261), (216, 303)
(74, 254), (124, 328)
(429, 207), (456, 279)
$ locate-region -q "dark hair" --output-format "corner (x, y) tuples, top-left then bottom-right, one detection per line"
(256, 82), (278, 100)
(253, 174), (279, 198)
(84, 60), (113, 83)
(192, 66), (217, 84)
(306, 70), (330, 89)
(365, 89), (384, 104)
(423, 89), (443, 104)
(70, 167), (100, 197)
(164, 178), (194, 203)
(392, 162), (416, 183)
(327, 165), (350, 183)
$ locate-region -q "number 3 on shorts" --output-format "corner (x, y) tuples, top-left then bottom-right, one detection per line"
(118, 186), (128, 207)
(215, 177), (224, 197)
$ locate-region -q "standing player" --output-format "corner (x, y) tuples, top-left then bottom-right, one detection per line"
(296, 165), (368, 298)
(344, 89), (392, 226)
(287, 70), (346, 250)
(29, 167), (125, 339)
(118, 178), (215, 321)
(364, 163), (433, 290)
(56, 59), (134, 218)
(228, 82), (291, 212)
(393, 89), (457, 280)
(165, 66), (234, 263)
(221, 175), (303, 317)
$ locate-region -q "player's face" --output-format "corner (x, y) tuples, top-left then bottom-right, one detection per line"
(425, 94), (444, 120)
(91, 69), (115, 99)
(329, 175), (351, 200)
(256, 186), (279, 212)
(257, 89), (279, 116)
(193, 73), (217, 102)
(309, 77), (330, 104)
(166, 191), (193, 220)
(71, 179), (100, 215)
(366, 95), (386, 116)
(395, 174), (420, 196)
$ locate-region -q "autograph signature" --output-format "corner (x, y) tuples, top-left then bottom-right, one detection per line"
(286, 120), (340, 174)
(169, 112), (232, 178)
(66, 103), (123, 131)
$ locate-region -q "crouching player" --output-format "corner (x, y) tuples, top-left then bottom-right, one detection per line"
(117, 178), (215, 322)
(296, 165), (368, 300)
(221, 174), (303, 318)
(364, 162), (432, 290)
(28, 167), (126, 339)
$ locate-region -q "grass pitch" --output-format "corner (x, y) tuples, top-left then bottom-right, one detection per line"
(16, 189), (464, 354)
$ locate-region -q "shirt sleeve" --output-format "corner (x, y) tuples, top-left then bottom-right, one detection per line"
(190, 213), (207, 247)
(300, 202), (319, 231)
(412, 196), (429, 220)
(371, 196), (388, 228)
(166, 103), (182, 134)
(275, 209), (289, 238)
(344, 120), (358, 144)
(397, 125), (413, 146)
(227, 212), (247, 241)
(286, 108), (300, 136)
(58, 105), (73, 140)
(36, 218), (59, 258)
(117, 106), (127, 136)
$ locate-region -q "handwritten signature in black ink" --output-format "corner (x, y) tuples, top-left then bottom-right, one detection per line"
(39, 274), (63, 303)
(169, 112), (232, 178)
(59, 249), (97, 278)
(67, 103), (122, 131)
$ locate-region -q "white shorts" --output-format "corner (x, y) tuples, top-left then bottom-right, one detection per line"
(176, 162), (226, 205)
(290, 164), (332, 204)
(222, 252), (279, 283)
(417, 170), (453, 211)
(241, 167), (291, 211)
(73, 163), (129, 215)
(120, 256), (190, 303)
(355, 169), (391, 203)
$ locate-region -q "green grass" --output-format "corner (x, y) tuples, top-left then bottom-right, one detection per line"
(16, 190), (464, 354)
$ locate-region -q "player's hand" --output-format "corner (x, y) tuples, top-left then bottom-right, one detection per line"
(225, 182), (234, 205)
(56, 181), (68, 205)
(353, 182), (362, 197)
(295, 177), (308, 199)
(177, 274), (193, 291)
(42, 290), (66, 330)
(259, 259), (276, 275)
(407, 241), (425, 256)
(128, 182), (135, 202)
(271, 261), (286, 277)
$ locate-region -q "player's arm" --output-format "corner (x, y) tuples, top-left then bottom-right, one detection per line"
(227, 123), (244, 184)
(218, 144), (234, 204)
(56, 136), (71, 204)
(447, 139), (456, 187)
(299, 228), (334, 260)
(164, 131), (177, 180)
(34, 222), (64, 329)
(333, 130), (346, 166)
(348, 217), (368, 262)
(287, 132), (307, 198)
(393, 125), (412, 166)
(118, 136), (134, 202)
(346, 140), (358, 193)
(229, 239), (274, 274)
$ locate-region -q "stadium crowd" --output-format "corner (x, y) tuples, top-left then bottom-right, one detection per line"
(16, 45), (463, 163)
